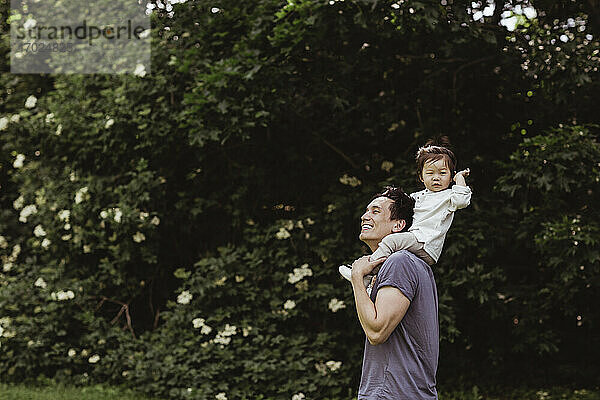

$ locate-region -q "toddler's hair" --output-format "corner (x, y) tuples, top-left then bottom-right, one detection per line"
(416, 136), (457, 180)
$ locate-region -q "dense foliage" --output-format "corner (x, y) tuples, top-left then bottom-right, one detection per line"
(0, 0), (599, 398)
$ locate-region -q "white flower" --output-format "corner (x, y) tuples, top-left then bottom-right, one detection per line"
(560, 34), (569, 43)
(381, 161), (394, 172)
(61, 234), (72, 241)
(19, 204), (37, 222)
(83, 244), (91, 253)
(45, 113), (55, 123)
(288, 264), (313, 284)
(326, 360), (342, 371)
(213, 324), (236, 345)
(13, 154), (25, 168)
(0, 235), (7, 249)
(139, 29), (151, 39)
(201, 325), (213, 335)
(33, 225), (46, 237)
(133, 64), (147, 77)
(113, 208), (122, 223)
(100, 210), (108, 219)
(41, 238), (51, 248)
(23, 18), (37, 29)
(3, 262), (13, 272)
(133, 232), (146, 242)
(283, 300), (296, 310)
(10, 114), (20, 123)
(215, 393), (227, 400)
(0, 117), (8, 131)
(139, 211), (149, 220)
(68, 348), (77, 357)
(105, 118), (114, 129)
(75, 187), (89, 204)
(55, 124), (63, 135)
(150, 216), (160, 226)
(69, 172), (77, 182)
(52, 290), (75, 301)
(34, 277), (47, 288)
(88, 354), (100, 363)
(275, 228), (291, 239)
(339, 174), (361, 187)
(292, 393), (305, 400)
(328, 298), (346, 312)
(242, 326), (252, 337)
(24, 95), (37, 109)
(177, 290), (193, 304)
(11, 244), (21, 260)
(58, 209), (70, 221)
(13, 195), (24, 210)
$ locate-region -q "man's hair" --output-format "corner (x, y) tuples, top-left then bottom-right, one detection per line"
(371, 186), (415, 231)
(416, 136), (457, 181)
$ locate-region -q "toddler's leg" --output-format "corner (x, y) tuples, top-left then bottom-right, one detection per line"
(370, 232), (416, 261)
(405, 238), (435, 266)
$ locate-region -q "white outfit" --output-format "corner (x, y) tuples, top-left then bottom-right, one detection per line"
(371, 185), (472, 264)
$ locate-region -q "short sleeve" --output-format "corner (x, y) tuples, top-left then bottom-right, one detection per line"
(374, 251), (419, 302)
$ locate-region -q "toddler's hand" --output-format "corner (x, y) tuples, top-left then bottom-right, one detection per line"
(454, 168), (470, 183)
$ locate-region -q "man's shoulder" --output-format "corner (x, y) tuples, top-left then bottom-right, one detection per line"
(381, 251), (430, 277)
(384, 250), (427, 266)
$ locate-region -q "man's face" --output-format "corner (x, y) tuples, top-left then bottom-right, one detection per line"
(359, 196), (405, 252)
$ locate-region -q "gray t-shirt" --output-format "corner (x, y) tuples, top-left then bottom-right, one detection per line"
(358, 250), (439, 400)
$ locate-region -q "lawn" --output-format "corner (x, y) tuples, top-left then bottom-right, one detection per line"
(0, 383), (159, 400)
(1, 383), (599, 400)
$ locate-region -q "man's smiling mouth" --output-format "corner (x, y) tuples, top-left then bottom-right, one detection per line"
(361, 223), (373, 231)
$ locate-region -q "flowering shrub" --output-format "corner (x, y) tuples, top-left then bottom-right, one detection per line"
(0, 0), (599, 397)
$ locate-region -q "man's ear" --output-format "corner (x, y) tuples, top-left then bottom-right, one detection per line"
(392, 220), (406, 233)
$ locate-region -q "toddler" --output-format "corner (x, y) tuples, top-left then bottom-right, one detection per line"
(339, 137), (472, 290)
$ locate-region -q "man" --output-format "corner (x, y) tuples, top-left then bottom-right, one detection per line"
(350, 186), (439, 400)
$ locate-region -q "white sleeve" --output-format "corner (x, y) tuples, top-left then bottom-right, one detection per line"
(448, 185), (472, 212)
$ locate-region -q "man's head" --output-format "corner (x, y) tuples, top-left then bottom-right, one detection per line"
(359, 186), (415, 252)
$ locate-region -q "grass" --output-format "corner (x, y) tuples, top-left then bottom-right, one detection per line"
(0, 383), (160, 400)
(439, 386), (600, 400)
(1, 383), (599, 400)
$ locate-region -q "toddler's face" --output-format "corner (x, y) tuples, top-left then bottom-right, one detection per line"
(420, 158), (452, 192)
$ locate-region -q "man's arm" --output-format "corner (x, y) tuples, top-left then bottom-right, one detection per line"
(351, 256), (411, 345)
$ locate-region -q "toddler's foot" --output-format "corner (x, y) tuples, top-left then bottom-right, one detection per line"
(338, 264), (352, 281)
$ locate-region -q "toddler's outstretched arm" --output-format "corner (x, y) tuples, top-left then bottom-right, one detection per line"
(449, 168), (472, 211)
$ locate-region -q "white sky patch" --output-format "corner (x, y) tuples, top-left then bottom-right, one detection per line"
(483, 3), (495, 16)
(523, 6), (537, 19)
(500, 15), (519, 31)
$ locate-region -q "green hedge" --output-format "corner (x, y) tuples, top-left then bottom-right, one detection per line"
(0, 0), (599, 398)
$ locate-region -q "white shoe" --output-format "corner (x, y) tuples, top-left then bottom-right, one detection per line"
(338, 264), (352, 281)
